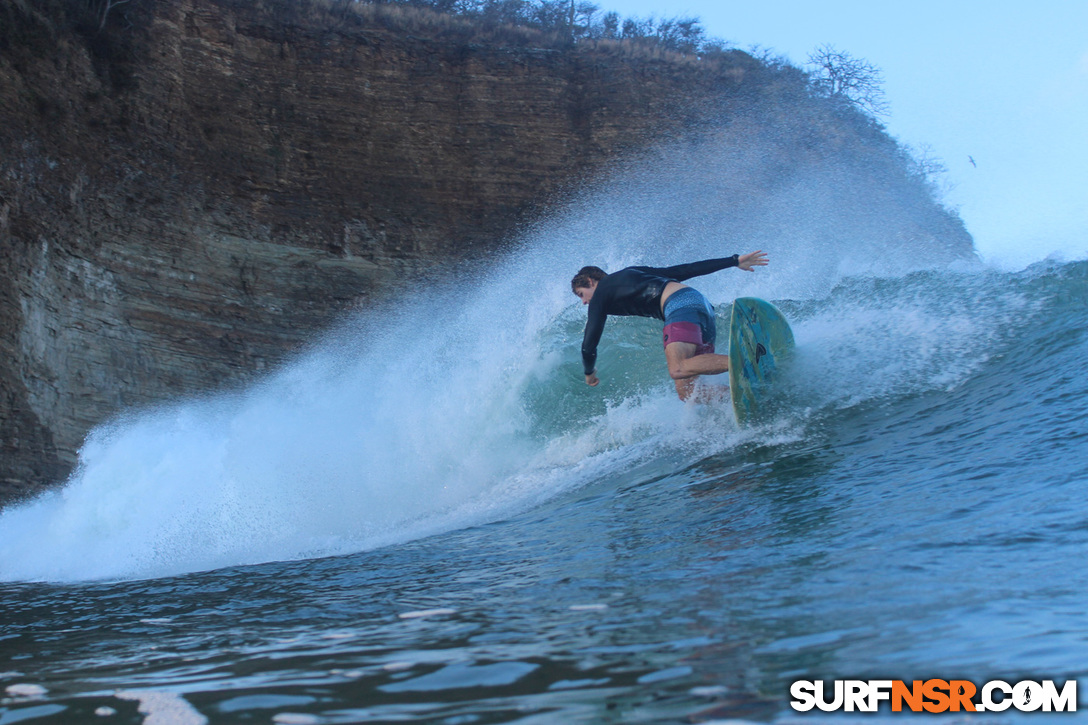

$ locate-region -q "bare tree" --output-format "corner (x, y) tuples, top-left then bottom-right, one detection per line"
(806, 44), (889, 117)
(654, 16), (703, 53)
(905, 143), (954, 197)
(910, 143), (947, 178)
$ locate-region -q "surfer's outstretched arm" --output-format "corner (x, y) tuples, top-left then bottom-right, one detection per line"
(642, 251), (768, 281)
(736, 250), (769, 271)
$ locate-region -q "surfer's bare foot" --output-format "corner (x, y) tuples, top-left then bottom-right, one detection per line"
(675, 378), (730, 404)
(675, 378), (695, 400)
(692, 385), (730, 405)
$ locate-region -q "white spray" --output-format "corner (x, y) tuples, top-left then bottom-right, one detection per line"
(0, 127), (988, 582)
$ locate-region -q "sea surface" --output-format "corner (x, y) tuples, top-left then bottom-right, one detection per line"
(2, 146), (1087, 723)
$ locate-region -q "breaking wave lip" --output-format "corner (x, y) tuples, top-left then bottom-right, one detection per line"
(2, 260), (1049, 583)
(1, 130), (1035, 584)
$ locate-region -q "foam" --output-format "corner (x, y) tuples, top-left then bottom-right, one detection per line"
(0, 129), (998, 582)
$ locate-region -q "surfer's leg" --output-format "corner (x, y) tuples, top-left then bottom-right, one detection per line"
(666, 341), (729, 377)
(665, 341), (730, 400)
(674, 377), (696, 401)
(662, 290), (727, 400)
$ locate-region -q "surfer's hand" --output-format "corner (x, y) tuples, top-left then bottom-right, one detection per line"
(585, 373), (599, 387)
(738, 250), (769, 271)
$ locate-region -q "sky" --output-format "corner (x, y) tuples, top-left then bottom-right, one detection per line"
(601, 0), (1088, 269)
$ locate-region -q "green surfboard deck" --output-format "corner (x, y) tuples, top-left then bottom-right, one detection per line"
(728, 297), (795, 426)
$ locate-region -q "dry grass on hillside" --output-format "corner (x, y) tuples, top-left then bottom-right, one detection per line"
(246, 0), (750, 71)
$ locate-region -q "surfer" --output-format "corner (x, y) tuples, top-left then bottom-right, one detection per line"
(572, 252), (769, 401)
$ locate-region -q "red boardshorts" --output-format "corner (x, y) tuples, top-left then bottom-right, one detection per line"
(661, 288), (717, 356)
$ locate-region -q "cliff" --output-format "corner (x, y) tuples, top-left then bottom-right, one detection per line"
(0, 0), (971, 504)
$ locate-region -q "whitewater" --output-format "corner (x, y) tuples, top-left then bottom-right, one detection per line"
(1, 133), (1086, 723)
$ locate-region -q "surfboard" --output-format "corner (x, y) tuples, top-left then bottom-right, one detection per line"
(728, 297), (795, 426)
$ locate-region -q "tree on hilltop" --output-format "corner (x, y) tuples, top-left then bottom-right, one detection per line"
(806, 44), (889, 118)
(360, 0), (717, 53)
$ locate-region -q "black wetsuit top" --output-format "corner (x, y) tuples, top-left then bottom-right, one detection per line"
(580, 256), (740, 375)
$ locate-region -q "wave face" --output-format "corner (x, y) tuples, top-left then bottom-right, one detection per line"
(2, 133), (1079, 583)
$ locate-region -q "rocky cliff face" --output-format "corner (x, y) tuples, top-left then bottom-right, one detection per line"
(0, 0), (971, 504)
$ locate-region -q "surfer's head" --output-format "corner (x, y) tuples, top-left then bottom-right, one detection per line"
(571, 266), (606, 304)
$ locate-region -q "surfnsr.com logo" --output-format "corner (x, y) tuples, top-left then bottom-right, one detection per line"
(790, 679), (1078, 713)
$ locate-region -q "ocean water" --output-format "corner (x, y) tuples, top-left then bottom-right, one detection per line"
(2, 140), (1087, 723)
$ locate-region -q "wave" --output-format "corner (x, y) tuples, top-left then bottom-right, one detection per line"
(1, 133), (1083, 583)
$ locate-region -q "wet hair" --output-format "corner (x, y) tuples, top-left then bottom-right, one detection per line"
(571, 266), (607, 293)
